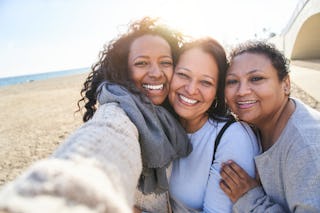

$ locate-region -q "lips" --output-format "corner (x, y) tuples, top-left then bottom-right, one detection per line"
(237, 100), (257, 109)
(179, 94), (198, 105)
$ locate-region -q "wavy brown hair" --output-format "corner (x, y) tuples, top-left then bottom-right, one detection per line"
(77, 17), (185, 122)
(174, 37), (230, 121)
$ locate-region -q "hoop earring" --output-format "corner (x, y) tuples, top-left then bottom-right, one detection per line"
(214, 99), (218, 109)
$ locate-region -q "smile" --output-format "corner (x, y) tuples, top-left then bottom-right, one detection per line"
(142, 84), (164, 90)
(179, 94), (198, 105)
(238, 100), (257, 104)
(237, 100), (257, 109)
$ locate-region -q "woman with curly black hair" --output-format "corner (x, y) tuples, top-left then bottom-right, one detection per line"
(0, 17), (191, 213)
(78, 16), (184, 122)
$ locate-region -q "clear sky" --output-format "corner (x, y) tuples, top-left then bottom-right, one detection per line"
(0, 0), (300, 78)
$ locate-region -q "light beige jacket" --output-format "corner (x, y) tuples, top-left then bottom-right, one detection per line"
(0, 103), (170, 213)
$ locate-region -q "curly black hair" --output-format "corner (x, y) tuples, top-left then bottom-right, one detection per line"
(77, 17), (185, 122)
(229, 41), (290, 81)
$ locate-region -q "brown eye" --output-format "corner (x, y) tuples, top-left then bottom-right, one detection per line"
(250, 76), (264, 82)
(160, 61), (173, 67)
(176, 72), (189, 79)
(201, 80), (213, 87)
(134, 61), (148, 66)
(226, 79), (238, 85)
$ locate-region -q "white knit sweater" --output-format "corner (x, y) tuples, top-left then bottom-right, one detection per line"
(0, 103), (163, 213)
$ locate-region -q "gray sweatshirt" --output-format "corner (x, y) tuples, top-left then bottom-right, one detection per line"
(233, 98), (320, 213)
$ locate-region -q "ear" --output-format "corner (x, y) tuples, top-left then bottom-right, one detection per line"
(283, 75), (291, 95)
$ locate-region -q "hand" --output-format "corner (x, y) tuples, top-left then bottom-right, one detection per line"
(219, 160), (260, 203)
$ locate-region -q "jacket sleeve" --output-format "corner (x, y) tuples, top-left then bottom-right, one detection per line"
(0, 103), (142, 213)
(232, 187), (287, 213)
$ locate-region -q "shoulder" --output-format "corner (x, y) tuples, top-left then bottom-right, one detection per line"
(94, 103), (132, 123)
(213, 121), (260, 177)
(284, 98), (320, 147)
(291, 98), (320, 127)
(269, 99), (320, 169)
(88, 103), (139, 137)
(96, 102), (127, 117)
(216, 120), (260, 157)
(225, 121), (258, 143)
(208, 118), (258, 146)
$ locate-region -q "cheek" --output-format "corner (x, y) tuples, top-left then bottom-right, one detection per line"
(169, 74), (181, 90)
(168, 90), (175, 106)
(164, 67), (174, 81)
(168, 76), (180, 103)
(206, 86), (217, 98)
(128, 64), (136, 78)
(168, 84), (178, 107)
(205, 88), (217, 104)
(130, 69), (144, 86)
(224, 88), (234, 104)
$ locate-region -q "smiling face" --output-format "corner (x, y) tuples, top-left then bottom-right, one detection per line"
(169, 47), (218, 131)
(128, 34), (173, 105)
(225, 53), (290, 126)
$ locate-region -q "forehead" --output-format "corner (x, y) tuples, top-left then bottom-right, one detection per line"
(178, 47), (218, 71)
(229, 53), (273, 74)
(129, 34), (171, 56)
(177, 47), (218, 76)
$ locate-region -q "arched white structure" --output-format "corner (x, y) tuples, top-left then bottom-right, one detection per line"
(270, 0), (320, 60)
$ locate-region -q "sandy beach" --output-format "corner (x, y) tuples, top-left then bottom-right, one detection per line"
(0, 73), (319, 186)
(0, 73), (87, 185)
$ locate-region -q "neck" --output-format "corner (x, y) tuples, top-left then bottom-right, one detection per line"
(180, 114), (209, 133)
(259, 98), (295, 151)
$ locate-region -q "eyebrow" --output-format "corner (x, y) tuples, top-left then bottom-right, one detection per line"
(176, 66), (216, 81)
(227, 68), (261, 76)
(176, 66), (191, 72)
(132, 55), (172, 61)
(248, 69), (260, 74)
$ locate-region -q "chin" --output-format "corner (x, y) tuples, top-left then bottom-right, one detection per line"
(150, 97), (166, 105)
(238, 114), (255, 123)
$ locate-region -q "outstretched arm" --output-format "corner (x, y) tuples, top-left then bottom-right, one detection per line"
(0, 103), (142, 213)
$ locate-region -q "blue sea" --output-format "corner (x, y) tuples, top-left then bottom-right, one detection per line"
(0, 67), (90, 87)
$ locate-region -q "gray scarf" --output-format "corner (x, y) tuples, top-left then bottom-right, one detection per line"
(97, 82), (192, 194)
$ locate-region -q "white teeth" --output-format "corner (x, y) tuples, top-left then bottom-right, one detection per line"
(142, 84), (163, 90)
(238, 100), (257, 104)
(179, 95), (197, 104)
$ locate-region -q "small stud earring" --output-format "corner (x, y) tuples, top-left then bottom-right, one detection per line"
(284, 88), (289, 95)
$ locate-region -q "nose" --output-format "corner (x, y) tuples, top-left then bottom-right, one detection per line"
(237, 82), (251, 96)
(148, 63), (163, 78)
(185, 80), (198, 95)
